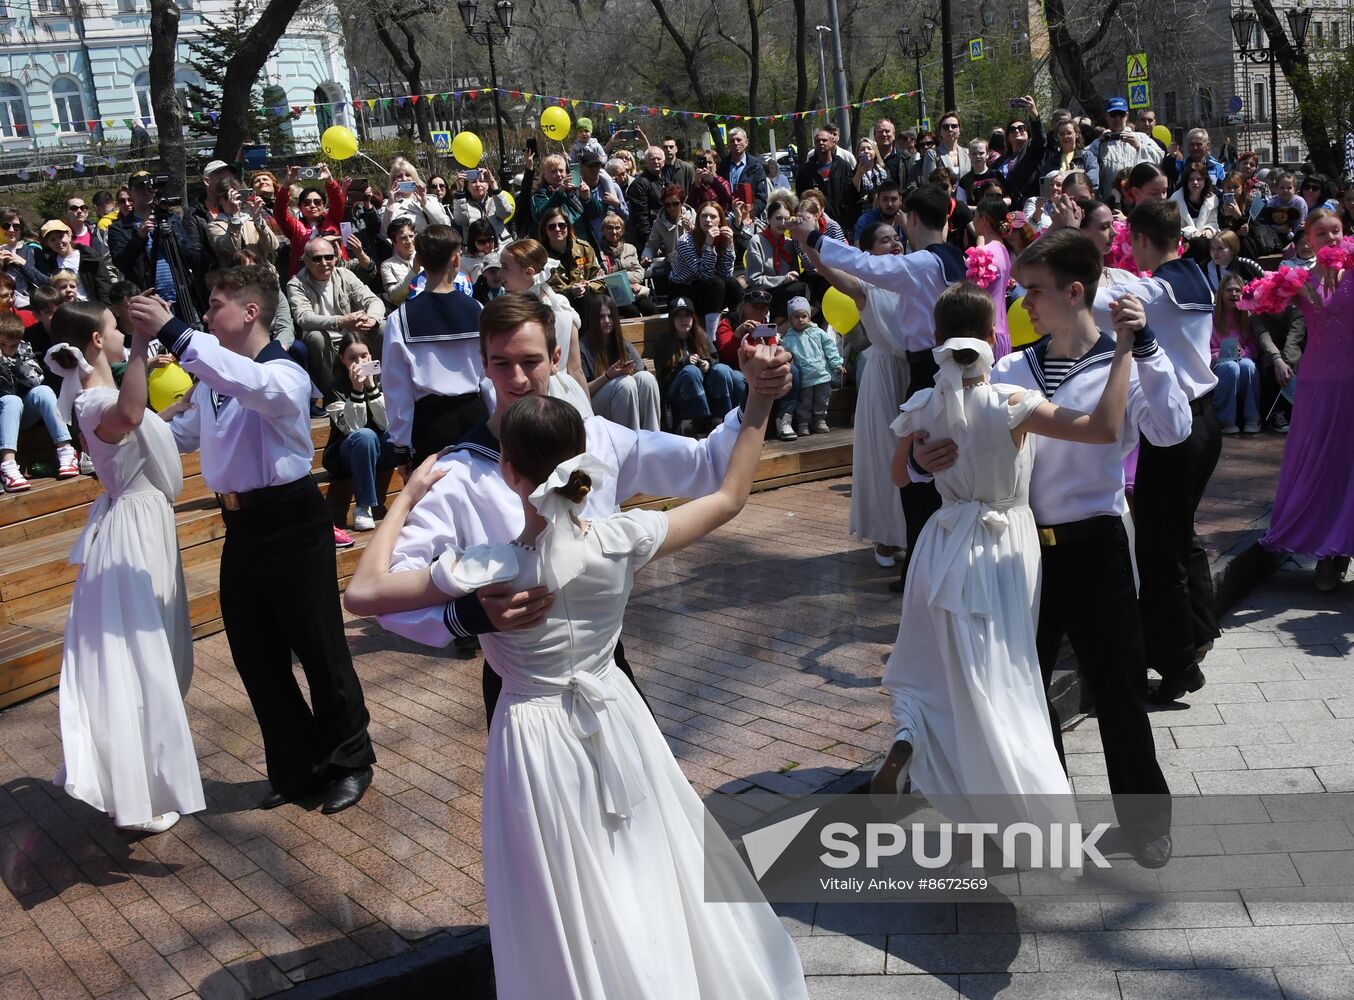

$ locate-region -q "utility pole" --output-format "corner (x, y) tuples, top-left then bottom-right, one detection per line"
(825, 0), (851, 148)
(814, 25), (831, 126)
(940, 0), (956, 114)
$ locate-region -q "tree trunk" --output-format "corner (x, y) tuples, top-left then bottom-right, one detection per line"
(1042, 0), (1122, 121)
(792, 0), (809, 154)
(745, 0), (760, 136)
(148, 0), (186, 202)
(374, 19), (434, 145)
(1250, 0), (1339, 174)
(647, 0), (724, 152)
(214, 0), (306, 159)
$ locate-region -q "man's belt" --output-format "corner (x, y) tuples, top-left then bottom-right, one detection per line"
(215, 476), (312, 512)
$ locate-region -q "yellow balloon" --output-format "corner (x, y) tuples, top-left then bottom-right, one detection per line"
(321, 125), (358, 161)
(501, 190), (516, 223)
(1151, 124), (1173, 148)
(821, 287), (860, 333)
(451, 131), (483, 169)
(1007, 295), (1039, 348)
(540, 105), (571, 141)
(147, 363), (193, 413)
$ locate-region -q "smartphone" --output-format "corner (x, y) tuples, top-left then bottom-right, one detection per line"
(340, 221), (354, 244)
(464, 168), (480, 182)
(1105, 132), (1123, 142)
(1008, 97), (1026, 109)
(569, 163), (582, 187)
(347, 177), (369, 194)
(298, 165), (318, 180)
(397, 180), (417, 194)
(1222, 192), (1237, 205)
(357, 359), (381, 378)
(748, 323), (778, 342)
(525, 137), (539, 156)
(737, 182), (754, 207)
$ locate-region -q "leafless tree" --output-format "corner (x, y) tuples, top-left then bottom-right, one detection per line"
(148, 0), (186, 200)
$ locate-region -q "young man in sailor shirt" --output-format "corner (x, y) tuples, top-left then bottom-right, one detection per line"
(130, 268), (376, 815)
(1093, 200), (1221, 705)
(791, 185), (968, 586)
(382, 224), (488, 465)
(918, 230), (1192, 867)
(346, 293), (793, 726)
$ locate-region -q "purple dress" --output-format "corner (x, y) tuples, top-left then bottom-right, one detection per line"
(1262, 269), (1354, 556)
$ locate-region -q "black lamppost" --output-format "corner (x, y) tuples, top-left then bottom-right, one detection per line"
(457, 0), (513, 178)
(897, 21), (936, 130)
(939, 0), (955, 114)
(1230, 5), (1311, 167)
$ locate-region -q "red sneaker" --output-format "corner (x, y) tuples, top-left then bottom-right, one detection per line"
(333, 525), (356, 548)
(1, 461), (31, 493)
(55, 444), (80, 479)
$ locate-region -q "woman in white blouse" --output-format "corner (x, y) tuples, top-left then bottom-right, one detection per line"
(921, 111), (971, 182)
(1169, 162), (1220, 261)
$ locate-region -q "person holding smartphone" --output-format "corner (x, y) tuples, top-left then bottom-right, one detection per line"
(381, 159), (450, 234)
(452, 167), (514, 242)
(323, 331), (396, 532)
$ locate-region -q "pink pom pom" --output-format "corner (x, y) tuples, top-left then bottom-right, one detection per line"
(965, 246), (999, 288)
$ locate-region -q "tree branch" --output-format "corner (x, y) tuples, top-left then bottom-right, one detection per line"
(1079, 0), (1123, 54)
(214, 0), (306, 159)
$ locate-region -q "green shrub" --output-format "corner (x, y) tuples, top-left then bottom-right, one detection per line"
(32, 180), (79, 223)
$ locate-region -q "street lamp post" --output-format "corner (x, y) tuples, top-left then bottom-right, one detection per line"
(1230, 5), (1311, 167)
(458, 0), (513, 180)
(897, 21), (936, 130)
(825, 0), (851, 148)
(814, 25), (832, 127)
(939, 0), (956, 114)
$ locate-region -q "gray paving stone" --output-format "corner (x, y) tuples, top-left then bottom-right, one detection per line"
(1218, 701), (1335, 724)
(1171, 795), (1273, 825)
(959, 971), (1120, 999)
(1171, 683), (1265, 705)
(795, 934), (889, 975)
(1155, 747), (1248, 772)
(1117, 968), (1281, 999)
(1216, 820), (1354, 854)
(775, 901), (816, 937)
(1203, 661), (1303, 683)
(808, 974), (959, 998)
(1273, 966), (1354, 1000)
(1033, 929), (1193, 971)
(1316, 766), (1354, 792)
(1214, 631), (1286, 650)
(812, 901), (955, 936)
(1241, 742), (1354, 769)
(956, 899), (1102, 934)
(1194, 768), (1324, 795)
(1284, 719), (1354, 743)
(1169, 723), (1293, 749)
(1147, 703), (1225, 728)
(1260, 679), (1354, 703)
(1244, 887), (1354, 925)
(1183, 924), (1350, 967)
(1168, 824), (1226, 857)
(887, 934), (1038, 975)
(1065, 754), (1108, 777)
(1146, 854), (1302, 892)
(1297, 659), (1354, 680)
(1099, 894), (1251, 930)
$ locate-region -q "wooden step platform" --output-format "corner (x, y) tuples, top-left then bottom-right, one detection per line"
(0, 412), (854, 711)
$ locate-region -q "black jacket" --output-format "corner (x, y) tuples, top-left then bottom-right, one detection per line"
(107, 212), (205, 302)
(795, 156), (856, 233)
(34, 244), (114, 304)
(718, 154), (768, 218)
(626, 171), (666, 255)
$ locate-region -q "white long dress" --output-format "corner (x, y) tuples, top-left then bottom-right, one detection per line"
(55, 386), (204, 827)
(850, 285), (910, 549)
(535, 284), (596, 418)
(883, 352), (1073, 826)
(436, 499), (807, 999)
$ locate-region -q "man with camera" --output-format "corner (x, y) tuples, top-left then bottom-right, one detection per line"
(1085, 97), (1165, 202)
(107, 171), (208, 318)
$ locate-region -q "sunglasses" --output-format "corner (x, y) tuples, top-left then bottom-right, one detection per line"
(309, 254), (337, 262)
(1009, 124), (1028, 132)
(300, 198), (325, 206)
(545, 222), (568, 231)
(67, 204), (88, 211)
(2, 221), (20, 229)
(921, 141), (936, 148)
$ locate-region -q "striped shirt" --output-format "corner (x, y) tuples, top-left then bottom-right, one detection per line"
(1041, 357), (1077, 394)
(670, 233), (734, 284)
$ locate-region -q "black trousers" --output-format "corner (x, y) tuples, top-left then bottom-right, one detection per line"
(666, 276), (743, 316)
(1036, 516), (1171, 843)
(899, 348), (942, 580)
(481, 640), (648, 731)
(1133, 397), (1222, 681)
(411, 391), (490, 465)
(219, 478), (375, 797)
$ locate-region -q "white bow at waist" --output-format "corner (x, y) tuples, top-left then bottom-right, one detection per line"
(67, 489), (163, 565)
(500, 661), (646, 823)
(925, 499), (1025, 617)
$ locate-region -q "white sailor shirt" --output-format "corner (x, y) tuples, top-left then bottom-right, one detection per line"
(993, 331), (1192, 527)
(382, 288), (485, 451)
(162, 318), (314, 494)
(1092, 257), (1218, 402)
(379, 406), (744, 647)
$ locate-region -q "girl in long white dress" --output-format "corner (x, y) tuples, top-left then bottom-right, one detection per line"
(872, 282), (1138, 832)
(815, 220), (911, 565)
(347, 385), (807, 999)
(498, 238), (595, 418)
(46, 301), (204, 834)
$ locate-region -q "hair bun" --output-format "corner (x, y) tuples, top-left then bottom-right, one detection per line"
(554, 468), (592, 505)
(50, 345), (81, 369)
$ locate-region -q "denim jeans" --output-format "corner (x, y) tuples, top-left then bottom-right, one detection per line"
(337, 426), (396, 507)
(0, 385), (72, 453)
(667, 363), (747, 421)
(1212, 358), (1259, 427)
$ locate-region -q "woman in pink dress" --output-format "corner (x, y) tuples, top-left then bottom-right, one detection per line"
(1261, 208), (1354, 591)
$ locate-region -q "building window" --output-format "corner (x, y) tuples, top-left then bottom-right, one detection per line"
(36, 0), (63, 12)
(1256, 147), (1271, 165)
(0, 81), (29, 138)
(134, 70), (152, 120)
(117, 0), (137, 10)
(1314, 21), (1323, 40)
(134, 67), (202, 121)
(51, 76), (88, 133)
(1253, 81), (1267, 122)
(1283, 144), (1300, 164)
(1333, 23), (1340, 46)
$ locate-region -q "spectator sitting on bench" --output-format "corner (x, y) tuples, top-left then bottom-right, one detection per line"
(323, 332), (396, 533)
(1, 310), (79, 491)
(22, 285), (63, 392)
(653, 296), (747, 437)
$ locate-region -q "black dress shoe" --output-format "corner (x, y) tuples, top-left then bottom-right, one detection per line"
(321, 766), (373, 815)
(1148, 663), (1206, 705)
(258, 789), (290, 810)
(1131, 833), (1173, 869)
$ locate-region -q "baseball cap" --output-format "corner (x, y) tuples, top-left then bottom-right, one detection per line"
(669, 296), (695, 315)
(480, 251), (502, 271)
(1106, 97), (1129, 114)
(576, 117), (594, 132)
(787, 296), (811, 318)
(39, 219), (72, 238)
(203, 159), (232, 177)
(744, 289), (772, 305)
(580, 149), (605, 166)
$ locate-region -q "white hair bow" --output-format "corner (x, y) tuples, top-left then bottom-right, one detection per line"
(931, 337), (994, 432)
(528, 452), (611, 591)
(43, 343), (94, 426)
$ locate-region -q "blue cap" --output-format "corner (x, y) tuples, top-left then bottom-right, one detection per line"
(1106, 97), (1129, 114)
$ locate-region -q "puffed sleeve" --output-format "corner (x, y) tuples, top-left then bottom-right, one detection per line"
(1001, 386), (1046, 429)
(429, 543), (520, 598)
(594, 508), (670, 570)
(889, 387), (934, 438)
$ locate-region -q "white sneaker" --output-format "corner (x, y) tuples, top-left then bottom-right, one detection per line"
(873, 545), (896, 568)
(1220, 423), (1240, 435)
(1242, 419), (1261, 434)
(352, 505), (375, 531)
(78, 452), (95, 475)
(55, 444), (80, 479)
(118, 811), (180, 834)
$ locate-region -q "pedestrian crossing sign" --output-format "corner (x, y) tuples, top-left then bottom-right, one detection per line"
(969, 38), (984, 61)
(917, 118), (930, 132)
(431, 130), (451, 151)
(1126, 53), (1149, 82)
(1129, 82), (1150, 110)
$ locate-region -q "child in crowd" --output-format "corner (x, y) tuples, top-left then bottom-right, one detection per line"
(1209, 274), (1261, 434)
(1258, 172), (1308, 245)
(0, 310), (79, 491)
(51, 269), (79, 303)
(781, 296), (845, 436)
(568, 117), (607, 164)
(47, 301), (203, 834)
(323, 332), (395, 533)
(23, 285), (64, 390)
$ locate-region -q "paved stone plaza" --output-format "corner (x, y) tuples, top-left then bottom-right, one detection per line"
(3, 434), (1351, 999)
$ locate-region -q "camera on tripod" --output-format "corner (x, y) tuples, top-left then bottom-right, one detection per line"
(142, 173), (184, 211)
